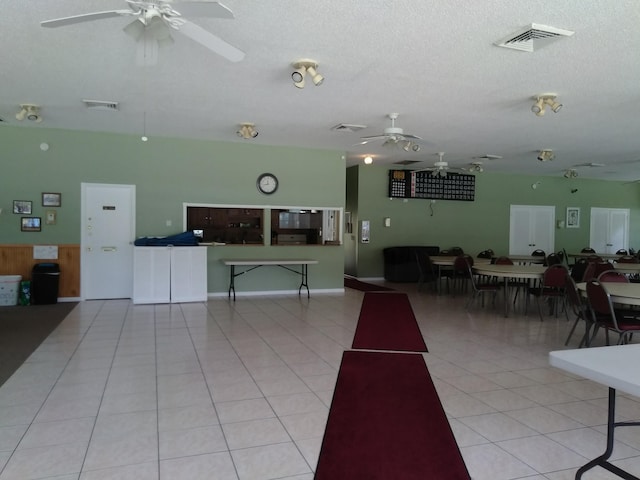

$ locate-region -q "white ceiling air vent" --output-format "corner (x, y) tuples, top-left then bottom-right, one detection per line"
(83, 99), (119, 111)
(331, 123), (367, 133)
(495, 23), (575, 52)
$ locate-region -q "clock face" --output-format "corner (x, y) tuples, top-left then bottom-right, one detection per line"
(257, 173), (278, 194)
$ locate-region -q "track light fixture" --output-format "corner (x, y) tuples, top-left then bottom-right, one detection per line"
(15, 104), (42, 123)
(402, 141), (421, 152)
(531, 94), (562, 116)
(564, 169), (578, 178)
(236, 123), (258, 139)
(291, 59), (324, 88)
(537, 149), (555, 162)
(468, 162), (484, 173)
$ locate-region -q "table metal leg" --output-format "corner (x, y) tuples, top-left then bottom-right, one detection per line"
(228, 265), (236, 301)
(298, 264), (310, 298)
(576, 388), (640, 480)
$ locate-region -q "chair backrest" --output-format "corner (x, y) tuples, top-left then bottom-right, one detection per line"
(543, 264), (568, 288)
(581, 247), (596, 253)
(594, 261), (614, 278)
(617, 255), (638, 264)
(453, 254), (473, 274)
(570, 257), (589, 282)
(546, 253), (562, 266)
(586, 280), (615, 317)
(494, 256), (514, 265)
(597, 270), (629, 283)
(531, 249), (546, 257)
(616, 249), (629, 255)
(450, 247), (464, 256)
(477, 250), (493, 259)
(564, 274), (586, 317)
(582, 262), (597, 282)
(439, 250), (450, 256)
(415, 251), (436, 277)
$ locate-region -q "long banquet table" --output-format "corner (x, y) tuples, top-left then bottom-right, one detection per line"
(472, 264), (547, 317)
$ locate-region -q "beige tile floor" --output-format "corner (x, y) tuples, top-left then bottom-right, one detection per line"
(1, 283), (640, 479)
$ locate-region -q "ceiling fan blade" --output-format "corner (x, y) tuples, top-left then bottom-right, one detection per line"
(41, 10), (132, 28)
(400, 134), (422, 140)
(178, 20), (244, 62)
(175, 1), (235, 19)
(359, 134), (388, 140)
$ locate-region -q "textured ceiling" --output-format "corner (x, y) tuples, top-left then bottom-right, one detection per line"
(3, 1), (640, 180)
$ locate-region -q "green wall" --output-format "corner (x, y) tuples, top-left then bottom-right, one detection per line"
(0, 126), (346, 293)
(348, 164), (640, 278)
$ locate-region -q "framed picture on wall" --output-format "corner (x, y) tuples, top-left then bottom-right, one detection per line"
(567, 207), (580, 228)
(42, 192), (61, 207)
(13, 200), (32, 214)
(21, 217), (41, 232)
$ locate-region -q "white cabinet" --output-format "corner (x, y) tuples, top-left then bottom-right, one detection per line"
(509, 205), (555, 255)
(133, 247), (207, 304)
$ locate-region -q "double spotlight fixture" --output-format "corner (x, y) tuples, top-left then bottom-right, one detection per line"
(291, 59), (324, 88)
(564, 169), (578, 179)
(531, 94), (562, 116)
(15, 104), (43, 123)
(537, 149), (555, 162)
(468, 162), (484, 173)
(402, 141), (421, 152)
(236, 123), (258, 139)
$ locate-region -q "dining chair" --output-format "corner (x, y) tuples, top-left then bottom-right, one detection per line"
(476, 249), (494, 259)
(546, 252), (562, 266)
(415, 251), (439, 293)
(586, 280), (640, 345)
(494, 256), (528, 305)
(581, 262), (597, 282)
(570, 257), (590, 282)
(564, 274), (593, 347)
(531, 249), (546, 258)
(449, 247), (464, 256)
(451, 254), (474, 293)
(581, 247), (596, 253)
(465, 261), (500, 309)
(594, 261), (615, 279)
(616, 249), (629, 255)
(527, 264), (569, 321)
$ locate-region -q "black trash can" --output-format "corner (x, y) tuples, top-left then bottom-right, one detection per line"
(31, 263), (60, 305)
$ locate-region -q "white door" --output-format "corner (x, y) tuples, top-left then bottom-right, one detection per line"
(509, 205), (555, 255)
(81, 183), (136, 299)
(590, 208), (629, 254)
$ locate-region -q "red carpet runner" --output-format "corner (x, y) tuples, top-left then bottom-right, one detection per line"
(351, 291), (427, 352)
(315, 351), (470, 480)
(344, 276), (394, 292)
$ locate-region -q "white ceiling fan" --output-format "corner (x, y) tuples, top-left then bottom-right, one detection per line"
(41, 0), (244, 66)
(357, 113), (422, 151)
(415, 152), (465, 177)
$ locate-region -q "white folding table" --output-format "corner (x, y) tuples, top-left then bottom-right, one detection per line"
(550, 345), (640, 479)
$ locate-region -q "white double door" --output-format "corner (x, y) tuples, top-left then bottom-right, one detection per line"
(590, 208), (629, 254)
(509, 205), (555, 256)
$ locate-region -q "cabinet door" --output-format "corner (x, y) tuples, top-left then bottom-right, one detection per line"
(133, 247), (171, 304)
(170, 247), (207, 302)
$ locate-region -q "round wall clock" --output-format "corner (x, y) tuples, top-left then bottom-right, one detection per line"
(257, 173), (279, 194)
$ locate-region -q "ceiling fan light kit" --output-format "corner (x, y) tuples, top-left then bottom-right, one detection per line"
(291, 59), (323, 88)
(364, 156), (373, 165)
(237, 123), (258, 139)
(16, 104), (43, 123)
(531, 94), (562, 116)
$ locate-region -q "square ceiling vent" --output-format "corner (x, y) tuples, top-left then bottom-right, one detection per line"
(495, 23), (574, 52)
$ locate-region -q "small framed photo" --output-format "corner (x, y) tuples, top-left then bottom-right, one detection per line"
(21, 217), (41, 232)
(45, 210), (57, 225)
(42, 192), (61, 207)
(567, 207), (580, 228)
(13, 200), (32, 214)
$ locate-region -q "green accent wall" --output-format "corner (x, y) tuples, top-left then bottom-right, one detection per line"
(0, 126), (345, 293)
(347, 164), (640, 278)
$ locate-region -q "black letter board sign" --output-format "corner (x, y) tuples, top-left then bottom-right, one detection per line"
(389, 170), (475, 201)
